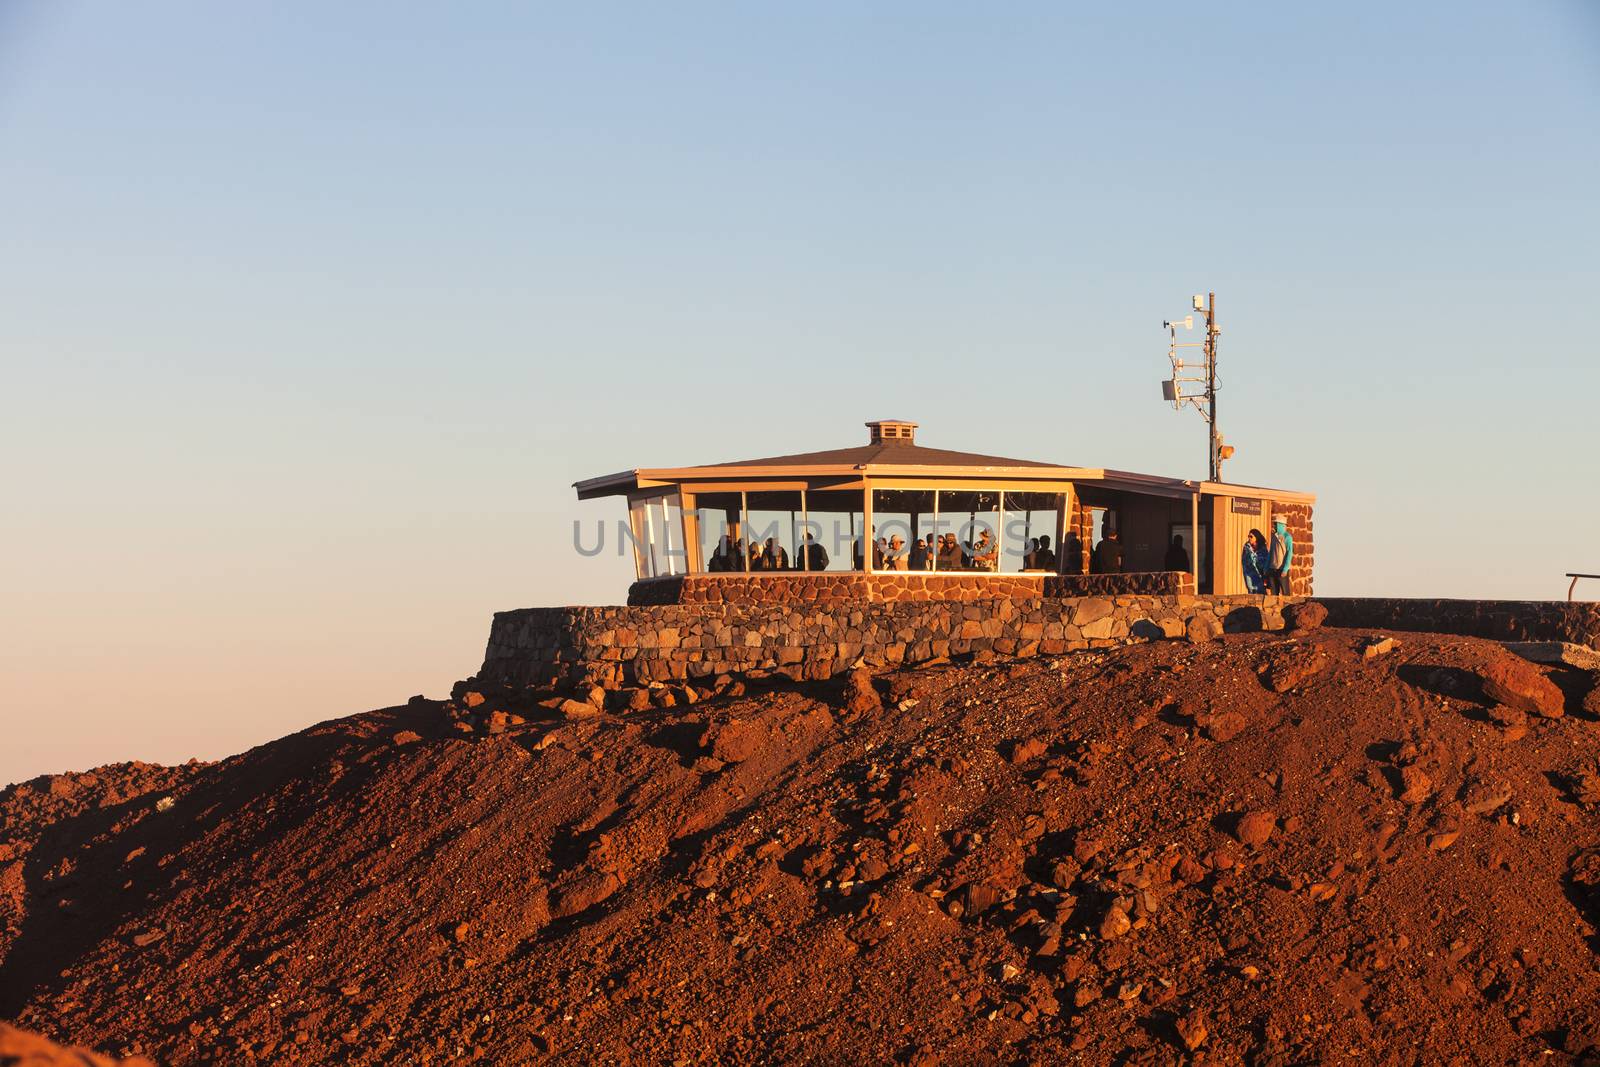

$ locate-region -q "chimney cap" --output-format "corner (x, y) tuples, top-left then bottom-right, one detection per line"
(866, 419), (918, 444)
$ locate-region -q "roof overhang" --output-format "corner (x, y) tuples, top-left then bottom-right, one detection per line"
(575, 465), (1314, 505)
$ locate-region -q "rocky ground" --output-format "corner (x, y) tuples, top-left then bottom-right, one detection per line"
(3, 623), (1600, 1065)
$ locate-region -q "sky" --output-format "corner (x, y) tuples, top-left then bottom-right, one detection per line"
(2, 2), (1598, 787)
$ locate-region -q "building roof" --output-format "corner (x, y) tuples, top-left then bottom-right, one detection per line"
(573, 420), (1315, 504)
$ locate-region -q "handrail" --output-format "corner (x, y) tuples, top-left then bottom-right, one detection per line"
(1568, 573), (1600, 602)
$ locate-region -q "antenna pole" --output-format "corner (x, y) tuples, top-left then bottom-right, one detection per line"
(1206, 292), (1219, 481)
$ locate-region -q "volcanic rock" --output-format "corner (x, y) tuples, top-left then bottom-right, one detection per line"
(1284, 601), (1328, 631)
(1233, 809), (1277, 847)
(1473, 655), (1564, 718)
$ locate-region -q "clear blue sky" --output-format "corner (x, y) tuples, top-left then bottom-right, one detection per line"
(2, 2), (1597, 785)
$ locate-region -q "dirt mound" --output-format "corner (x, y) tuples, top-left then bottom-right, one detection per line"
(3, 630), (1600, 1064)
(0, 1021), (155, 1066)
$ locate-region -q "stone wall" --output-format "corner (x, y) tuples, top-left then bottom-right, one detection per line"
(1045, 572), (1194, 597)
(628, 571), (1195, 606)
(1280, 502), (1314, 597)
(1319, 597), (1600, 649)
(479, 593), (1300, 692)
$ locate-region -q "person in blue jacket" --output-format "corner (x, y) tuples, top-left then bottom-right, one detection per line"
(1268, 520), (1295, 595)
(1241, 528), (1270, 593)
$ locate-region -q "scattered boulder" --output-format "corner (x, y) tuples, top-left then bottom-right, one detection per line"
(559, 699), (601, 721)
(1260, 646), (1329, 693)
(1284, 601), (1328, 631)
(391, 730), (423, 746)
(1474, 656), (1564, 719)
(1185, 615), (1220, 644)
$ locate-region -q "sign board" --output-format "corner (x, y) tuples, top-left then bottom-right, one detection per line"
(1230, 497), (1263, 516)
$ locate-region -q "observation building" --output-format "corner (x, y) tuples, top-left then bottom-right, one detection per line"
(575, 420), (1314, 604)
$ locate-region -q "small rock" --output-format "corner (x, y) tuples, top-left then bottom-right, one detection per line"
(1363, 636), (1399, 659)
(462, 692), (487, 708)
(1427, 828), (1461, 851)
(1098, 903), (1131, 941)
(154, 796), (175, 813)
(391, 730), (423, 746)
(1008, 737), (1048, 765)
(131, 929), (166, 947)
(627, 689), (652, 712)
(844, 667), (882, 717)
(1398, 766), (1433, 804)
(451, 922), (471, 943)
(1185, 615), (1220, 644)
(1233, 810), (1276, 848)
(1196, 709), (1248, 742)
(1175, 1008), (1209, 1050)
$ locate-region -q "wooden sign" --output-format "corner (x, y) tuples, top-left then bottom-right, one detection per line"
(1231, 497), (1263, 515)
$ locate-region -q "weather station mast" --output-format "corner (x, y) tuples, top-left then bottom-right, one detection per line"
(1161, 292), (1231, 480)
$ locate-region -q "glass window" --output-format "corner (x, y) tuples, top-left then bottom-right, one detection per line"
(871, 489), (935, 572)
(804, 489), (864, 571)
(658, 495), (686, 575)
(746, 491), (803, 572)
(692, 492), (745, 573)
(938, 489), (1000, 573)
(626, 497), (653, 579)
(1002, 491), (1065, 573)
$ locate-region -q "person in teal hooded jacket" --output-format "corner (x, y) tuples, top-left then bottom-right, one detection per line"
(1268, 520), (1294, 595)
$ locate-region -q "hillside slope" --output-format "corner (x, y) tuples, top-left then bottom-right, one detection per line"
(3, 628), (1599, 1065)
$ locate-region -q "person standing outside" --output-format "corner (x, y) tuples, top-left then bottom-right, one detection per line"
(1268, 520), (1295, 595)
(1241, 529), (1269, 593)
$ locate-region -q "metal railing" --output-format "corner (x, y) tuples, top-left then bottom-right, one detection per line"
(1568, 573), (1600, 602)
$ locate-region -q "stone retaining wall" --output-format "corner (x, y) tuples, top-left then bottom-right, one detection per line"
(1319, 597), (1600, 649)
(626, 571), (1193, 606)
(480, 593), (1300, 692)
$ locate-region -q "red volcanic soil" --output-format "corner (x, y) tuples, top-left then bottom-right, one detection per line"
(3, 628), (1600, 1065)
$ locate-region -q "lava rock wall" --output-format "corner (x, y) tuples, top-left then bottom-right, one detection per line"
(480, 593), (1297, 692)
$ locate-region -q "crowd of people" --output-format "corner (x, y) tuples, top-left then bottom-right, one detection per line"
(707, 528), (1060, 573)
(709, 519), (1293, 591)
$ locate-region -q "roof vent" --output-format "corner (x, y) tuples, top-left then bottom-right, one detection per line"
(866, 419), (918, 445)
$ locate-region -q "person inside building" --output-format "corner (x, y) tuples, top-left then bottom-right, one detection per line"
(1091, 529), (1123, 574)
(748, 541), (765, 570)
(969, 528), (999, 571)
(1023, 537), (1039, 568)
(1033, 534), (1055, 571)
(1268, 520), (1294, 595)
(887, 534), (909, 570)
(1242, 528), (1270, 593)
(936, 532), (963, 571)
(1165, 534), (1191, 572)
(908, 536), (930, 571)
(1063, 532), (1083, 574)
(761, 536), (789, 571)
(799, 531), (828, 571)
